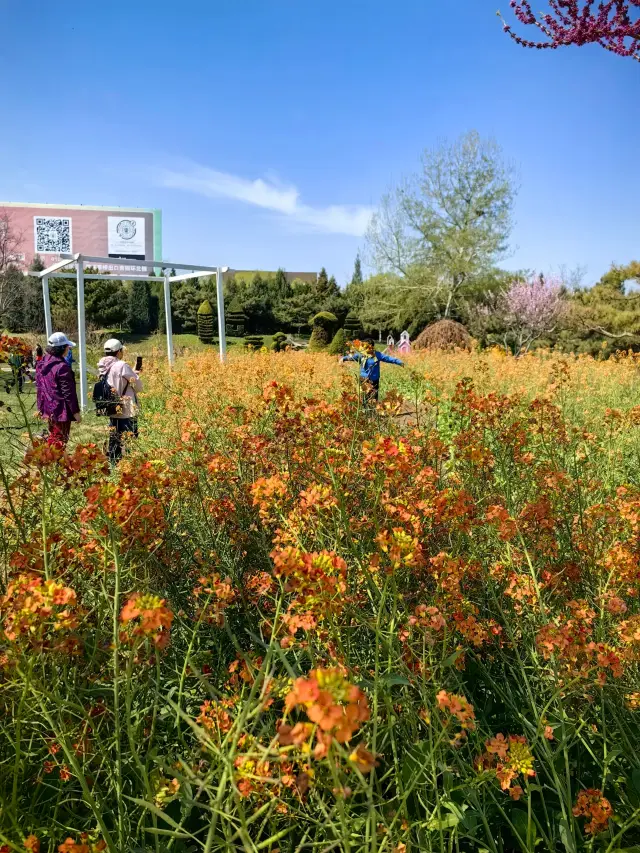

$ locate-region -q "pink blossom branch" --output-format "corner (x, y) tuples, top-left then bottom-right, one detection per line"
(502, 0), (640, 60)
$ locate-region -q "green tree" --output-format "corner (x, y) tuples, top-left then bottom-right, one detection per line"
(274, 279), (320, 333)
(171, 279), (201, 333)
(274, 268), (291, 302)
(351, 253), (363, 286)
(86, 277), (128, 328)
(127, 279), (152, 333)
(566, 261), (640, 353)
(366, 130), (516, 319)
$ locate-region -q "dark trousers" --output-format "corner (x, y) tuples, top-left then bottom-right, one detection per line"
(108, 417), (138, 463)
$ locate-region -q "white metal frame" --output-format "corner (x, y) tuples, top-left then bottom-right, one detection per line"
(34, 253), (228, 410)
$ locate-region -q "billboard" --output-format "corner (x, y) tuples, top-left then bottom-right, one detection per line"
(108, 216), (146, 260)
(0, 203), (162, 272)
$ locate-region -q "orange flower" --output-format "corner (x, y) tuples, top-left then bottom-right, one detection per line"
(24, 837), (40, 853)
(119, 593), (173, 650)
(436, 690), (476, 730)
(573, 789), (613, 835)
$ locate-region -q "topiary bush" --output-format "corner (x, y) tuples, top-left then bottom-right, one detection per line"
(226, 297), (246, 337)
(197, 300), (215, 344)
(343, 310), (364, 341)
(272, 332), (287, 352)
(244, 335), (265, 350)
(414, 319), (473, 351)
(308, 312), (338, 352)
(327, 328), (347, 356)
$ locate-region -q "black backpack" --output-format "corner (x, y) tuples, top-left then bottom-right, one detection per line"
(93, 374), (127, 417)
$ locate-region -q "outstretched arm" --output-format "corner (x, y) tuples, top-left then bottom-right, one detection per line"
(340, 354), (360, 363)
(376, 352), (404, 366)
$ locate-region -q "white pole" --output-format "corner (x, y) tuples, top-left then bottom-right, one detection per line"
(76, 261), (88, 411)
(42, 275), (52, 340)
(163, 273), (174, 366)
(216, 267), (226, 363)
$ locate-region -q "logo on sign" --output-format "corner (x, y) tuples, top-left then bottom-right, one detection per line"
(116, 219), (137, 241)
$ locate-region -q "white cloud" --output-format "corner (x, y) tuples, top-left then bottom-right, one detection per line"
(156, 162), (372, 237)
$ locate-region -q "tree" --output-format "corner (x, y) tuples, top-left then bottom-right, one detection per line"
(351, 254), (363, 287)
(498, 275), (566, 353)
(274, 268), (291, 302)
(274, 279), (320, 333)
(128, 280), (152, 334)
(171, 279), (201, 333)
(86, 277), (128, 328)
(19, 256), (46, 333)
(197, 300), (215, 343)
(566, 262), (640, 351)
(503, 1), (640, 61)
(0, 212), (24, 328)
(366, 131), (516, 319)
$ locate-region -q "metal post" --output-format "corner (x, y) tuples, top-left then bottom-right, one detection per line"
(76, 261), (88, 411)
(42, 275), (52, 339)
(216, 267), (227, 363)
(163, 273), (174, 366)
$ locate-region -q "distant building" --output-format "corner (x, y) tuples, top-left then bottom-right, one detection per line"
(228, 269), (318, 284)
(0, 201), (162, 273)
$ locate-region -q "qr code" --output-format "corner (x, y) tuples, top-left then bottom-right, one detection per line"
(34, 217), (71, 253)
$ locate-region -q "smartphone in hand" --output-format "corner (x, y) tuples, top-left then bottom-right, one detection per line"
(135, 356), (143, 372)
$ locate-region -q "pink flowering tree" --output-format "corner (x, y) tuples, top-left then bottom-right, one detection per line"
(503, 1), (640, 60)
(499, 275), (566, 354)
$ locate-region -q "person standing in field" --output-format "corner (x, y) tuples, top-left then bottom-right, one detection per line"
(339, 337), (404, 403)
(35, 332), (81, 448)
(97, 338), (143, 464)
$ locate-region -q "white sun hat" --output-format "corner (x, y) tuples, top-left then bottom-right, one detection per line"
(103, 338), (124, 353)
(47, 332), (76, 347)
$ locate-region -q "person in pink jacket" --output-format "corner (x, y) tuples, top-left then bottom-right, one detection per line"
(97, 338), (143, 463)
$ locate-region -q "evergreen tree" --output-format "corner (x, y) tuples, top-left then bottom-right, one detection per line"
(327, 327), (348, 355)
(171, 279), (201, 333)
(197, 300), (215, 343)
(127, 279), (152, 333)
(351, 253), (363, 286)
(86, 277), (128, 328)
(274, 268), (291, 302)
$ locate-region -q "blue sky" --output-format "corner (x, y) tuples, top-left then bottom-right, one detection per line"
(1, 0), (638, 285)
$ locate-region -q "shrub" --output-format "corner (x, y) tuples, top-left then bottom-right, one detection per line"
(244, 335), (264, 350)
(414, 318), (472, 350)
(127, 280), (152, 334)
(327, 327), (347, 355)
(197, 300), (215, 344)
(343, 310), (364, 340)
(226, 297), (246, 337)
(272, 331), (287, 352)
(308, 311), (338, 352)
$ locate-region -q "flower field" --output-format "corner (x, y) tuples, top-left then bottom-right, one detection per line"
(4, 348), (640, 852)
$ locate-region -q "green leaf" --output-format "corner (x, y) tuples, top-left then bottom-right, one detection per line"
(381, 673), (412, 688)
(427, 812), (460, 831)
(632, 768), (640, 795)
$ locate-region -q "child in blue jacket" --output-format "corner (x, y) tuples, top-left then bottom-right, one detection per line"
(340, 337), (403, 402)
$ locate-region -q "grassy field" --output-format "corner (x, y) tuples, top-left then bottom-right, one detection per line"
(4, 347), (640, 851)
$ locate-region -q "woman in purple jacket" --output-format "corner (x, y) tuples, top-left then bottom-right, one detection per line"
(35, 332), (81, 448)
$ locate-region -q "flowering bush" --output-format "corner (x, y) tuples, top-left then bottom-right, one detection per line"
(2, 348), (640, 850)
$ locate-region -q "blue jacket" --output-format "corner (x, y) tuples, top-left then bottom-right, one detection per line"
(341, 351), (403, 383)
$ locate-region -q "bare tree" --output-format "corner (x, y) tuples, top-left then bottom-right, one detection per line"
(0, 211), (25, 328)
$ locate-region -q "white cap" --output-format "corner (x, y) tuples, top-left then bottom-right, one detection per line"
(103, 338), (123, 353)
(48, 332), (76, 348)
